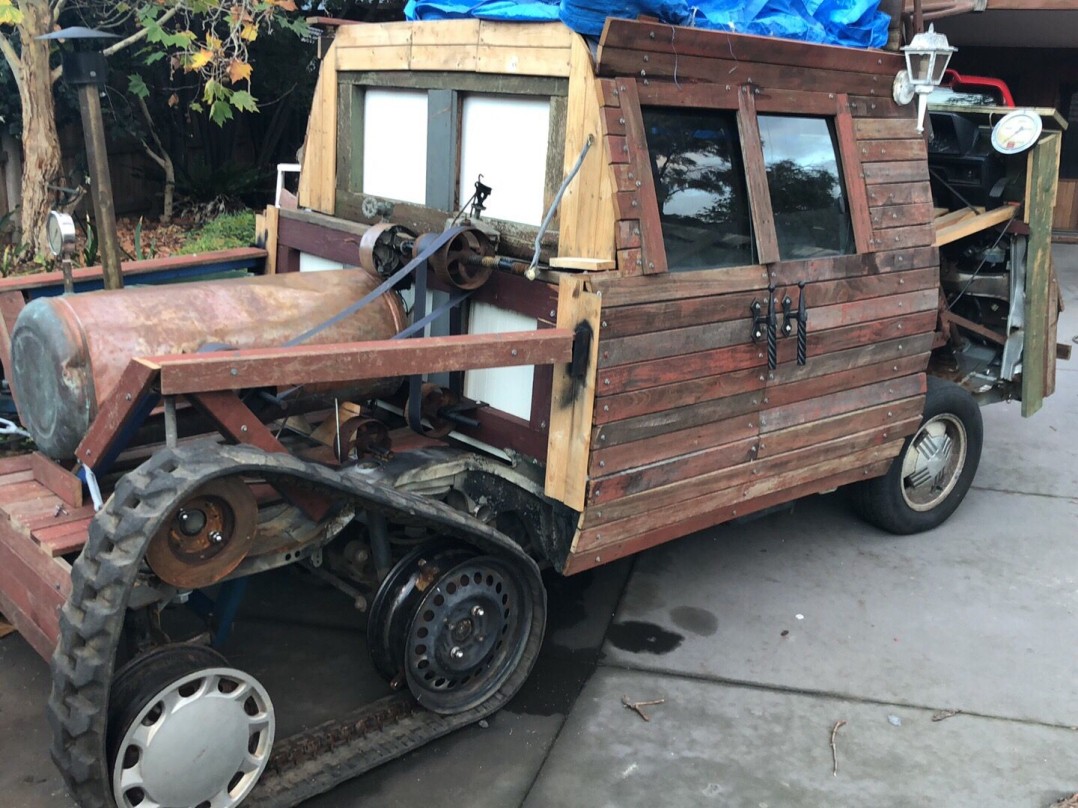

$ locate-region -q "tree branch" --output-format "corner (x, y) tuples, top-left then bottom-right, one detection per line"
(0, 35), (23, 97)
(103, 4), (182, 57)
(51, 0), (67, 23)
(136, 94), (168, 168)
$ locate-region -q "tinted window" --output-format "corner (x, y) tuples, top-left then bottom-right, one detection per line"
(758, 115), (854, 259)
(642, 108), (755, 271)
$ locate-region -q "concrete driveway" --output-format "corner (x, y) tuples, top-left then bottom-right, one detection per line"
(2, 246), (1076, 808)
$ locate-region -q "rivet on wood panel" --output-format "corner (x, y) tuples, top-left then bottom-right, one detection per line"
(748, 423), (754, 429)
(603, 404), (609, 412)
(618, 85), (627, 93)
(648, 262), (654, 270)
(231, 368), (239, 376)
(642, 78), (649, 85)
(649, 30), (656, 38)
(599, 433), (606, 440)
(636, 258), (642, 266)
(631, 200), (639, 208)
(633, 227), (640, 236)
(897, 324), (903, 330)
(601, 320), (608, 328)
(599, 460), (606, 468)
(898, 344), (903, 350)
(762, 398), (768, 404)
(540, 421), (547, 429)
(899, 278), (904, 284)
(241, 425), (248, 433)
(125, 393), (132, 401)
(603, 351), (609, 359)
(619, 117), (626, 125)
(512, 349), (518, 356)
(643, 55), (649, 62)
(635, 181), (642, 188)
(595, 554), (601, 562)
(603, 378), (611, 385)
(829, 93), (835, 99)
(887, 411), (893, 417)
(760, 375), (766, 382)
(550, 310), (556, 318)
(893, 365), (899, 371)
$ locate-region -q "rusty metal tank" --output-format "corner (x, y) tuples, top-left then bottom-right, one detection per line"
(11, 269), (407, 459)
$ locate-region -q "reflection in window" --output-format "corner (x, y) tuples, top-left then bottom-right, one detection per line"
(642, 108), (755, 271)
(758, 115), (853, 259)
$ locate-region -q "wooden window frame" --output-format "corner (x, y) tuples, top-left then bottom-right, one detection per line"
(335, 72), (569, 231)
(624, 79), (874, 275)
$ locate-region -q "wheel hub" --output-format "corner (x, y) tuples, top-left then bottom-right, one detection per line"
(901, 413), (967, 512)
(112, 667), (274, 808)
(405, 556), (532, 714)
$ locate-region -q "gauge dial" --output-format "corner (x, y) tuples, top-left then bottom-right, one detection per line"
(46, 211), (77, 258)
(991, 109), (1043, 155)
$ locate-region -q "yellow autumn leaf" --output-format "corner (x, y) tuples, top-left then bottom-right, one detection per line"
(271, 0), (298, 11)
(187, 49), (213, 71)
(206, 33), (222, 51)
(240, 23), (258, 42)
(228, 59), (252, 84)
(167, 93), (179, 108)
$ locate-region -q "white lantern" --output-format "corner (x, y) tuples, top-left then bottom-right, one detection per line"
(892, 24), (957, 134)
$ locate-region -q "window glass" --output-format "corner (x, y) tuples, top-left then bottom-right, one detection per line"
(642, 107), (755, 271)
(363, 89), (427, 204)
(459, 94), (550, 226)
(758, 115), (854, 259)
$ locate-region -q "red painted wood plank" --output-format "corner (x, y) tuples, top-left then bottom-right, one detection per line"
(0, 248), (266, 294)
(154, 330), (574, 395)
(598, 18), (902, 77)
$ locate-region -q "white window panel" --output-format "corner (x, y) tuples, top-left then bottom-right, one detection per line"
(464, 303), (537, 421)
(299, 253), (346, 272)
(363, 89), (427, 204)
(458, 95), (549, 226)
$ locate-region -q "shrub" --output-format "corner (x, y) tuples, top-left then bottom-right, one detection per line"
(179, 211), (256, 254)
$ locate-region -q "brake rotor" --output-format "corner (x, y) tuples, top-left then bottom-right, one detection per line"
(146, 477), (258, 589)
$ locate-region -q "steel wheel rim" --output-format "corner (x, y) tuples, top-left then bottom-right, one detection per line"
(900, 413), (967, 512)
(112, 667), (274, 808)
(405, 556), (532, 714)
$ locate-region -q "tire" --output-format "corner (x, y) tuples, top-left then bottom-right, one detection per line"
(852, 376), (983, 534)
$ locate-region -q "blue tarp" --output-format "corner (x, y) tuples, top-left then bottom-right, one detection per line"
(404, 0), (890, 49)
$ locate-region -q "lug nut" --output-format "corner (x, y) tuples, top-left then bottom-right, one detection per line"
(472, 605), (485, 618)
(451, 646), (464, 660)
(209, 530), (224, 544)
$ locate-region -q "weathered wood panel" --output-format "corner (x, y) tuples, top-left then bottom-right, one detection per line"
(564, 458), (893, 573)
(582, 435), (905, 534)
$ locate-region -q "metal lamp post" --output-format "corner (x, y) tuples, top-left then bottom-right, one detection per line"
(37, 27), (124, 290)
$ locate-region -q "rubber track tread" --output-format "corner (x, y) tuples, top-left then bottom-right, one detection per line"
(47, 443), (546, 808)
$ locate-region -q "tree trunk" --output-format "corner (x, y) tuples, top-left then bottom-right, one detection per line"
(16, 1), (61, 257)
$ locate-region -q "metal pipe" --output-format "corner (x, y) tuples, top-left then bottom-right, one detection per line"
(368, 511), (392, 581)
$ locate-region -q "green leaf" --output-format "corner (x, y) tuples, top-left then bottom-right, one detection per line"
(230, 90), (258, 114)
(189, 101), (204, 113)
(0, 5), (25, 26)
(209, 101), (234, 126)
(143, 52), (167, 65)
(127, 73), (150, 100)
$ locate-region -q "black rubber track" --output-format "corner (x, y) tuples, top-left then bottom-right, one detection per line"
(47, 442), (546, 808)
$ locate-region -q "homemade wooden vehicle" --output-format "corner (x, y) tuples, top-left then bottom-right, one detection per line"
(0, 15), (1066, 808)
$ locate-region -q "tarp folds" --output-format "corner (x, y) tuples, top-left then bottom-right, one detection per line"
(404, 0), (890, 49)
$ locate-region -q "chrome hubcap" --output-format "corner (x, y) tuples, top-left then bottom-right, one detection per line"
(901, 413), (967, 512)
(113, 667), (274, 808)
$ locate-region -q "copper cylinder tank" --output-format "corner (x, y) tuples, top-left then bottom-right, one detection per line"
(11, 269), (407, 459)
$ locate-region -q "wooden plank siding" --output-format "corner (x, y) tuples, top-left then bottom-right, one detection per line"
(562, 21), (932, 572)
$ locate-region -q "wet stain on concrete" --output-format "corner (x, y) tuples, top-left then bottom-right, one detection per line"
(606, 620), (684, 655)
(669, 606), (718, 637)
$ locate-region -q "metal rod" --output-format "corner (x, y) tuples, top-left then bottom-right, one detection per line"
(368, 512), (392, 581)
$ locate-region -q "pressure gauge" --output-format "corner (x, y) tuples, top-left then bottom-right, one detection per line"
(46, 210), (77, 258)
(991, 109), (1043, 155)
